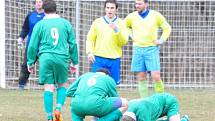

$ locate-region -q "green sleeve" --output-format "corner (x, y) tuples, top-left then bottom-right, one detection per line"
(66, 77), (81, 97)
(67, 23), (78, 65)
(27, 24), (41, 66)
(107, 77), (119, 97)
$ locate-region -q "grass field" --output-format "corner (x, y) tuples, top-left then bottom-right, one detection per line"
(0, 88), (214, 121)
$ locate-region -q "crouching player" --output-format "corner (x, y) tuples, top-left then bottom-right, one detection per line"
(66, 68), (128, 121)
(121, 93), (189, 121)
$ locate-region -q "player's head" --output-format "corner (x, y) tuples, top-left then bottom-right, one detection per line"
(42, 0), (56, 14)
(34, 0), (43, 10)
(96, 68), (111, 76)
(121, 112), (136, 121)
(104, 0), (118, 19)
(135, 0), (149, 12)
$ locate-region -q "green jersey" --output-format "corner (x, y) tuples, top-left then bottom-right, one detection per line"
(66, 72), (121, 119)
(27, 15), (78, 66)
(67, 72), (118, 98)
(127, 93), (179, 121)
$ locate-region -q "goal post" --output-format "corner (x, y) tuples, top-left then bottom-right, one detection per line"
(0, 0), (6, 88)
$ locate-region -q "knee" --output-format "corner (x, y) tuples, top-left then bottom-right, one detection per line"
(151, 72), (161, 81)
(44, 84), (55, 92)
(136, 72), (146, 81)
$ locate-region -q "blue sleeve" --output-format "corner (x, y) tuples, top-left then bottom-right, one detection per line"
(19, 12), (31, 39)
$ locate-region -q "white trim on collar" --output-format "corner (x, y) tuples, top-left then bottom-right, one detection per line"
(43, 14), (60, 19)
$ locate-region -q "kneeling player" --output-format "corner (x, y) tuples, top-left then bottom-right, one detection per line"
(66, 68), (128, 121)
(122, 93), (189, 121)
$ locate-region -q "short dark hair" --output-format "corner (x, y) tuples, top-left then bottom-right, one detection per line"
(42, 0), (56, 13)
(33, 0), (44, 4)
(121, 115), (136, 121)
(104, 0), (118, 9)
(96, 68), (111, 76)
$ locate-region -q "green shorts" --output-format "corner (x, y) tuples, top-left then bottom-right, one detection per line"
(71, 96), (122, 118)
(39, 53), (68, 85)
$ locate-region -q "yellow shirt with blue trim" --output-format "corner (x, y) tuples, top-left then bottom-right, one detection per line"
(86, 17), (128, 59)
(124, 9), (171, 47)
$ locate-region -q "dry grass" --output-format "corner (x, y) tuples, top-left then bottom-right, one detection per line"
(0, 88), (214, 121)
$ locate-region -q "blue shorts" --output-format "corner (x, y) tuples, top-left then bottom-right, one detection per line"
(131, 46), (160, 72)
(91, 56), (121, 85)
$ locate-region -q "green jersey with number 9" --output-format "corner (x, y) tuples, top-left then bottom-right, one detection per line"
(27, 16), (78, 66)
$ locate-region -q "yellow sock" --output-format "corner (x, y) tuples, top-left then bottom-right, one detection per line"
(138, 80), (148, 98)
(154, 80), (164, 93)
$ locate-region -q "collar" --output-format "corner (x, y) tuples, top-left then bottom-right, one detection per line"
(43, 14), (60, 19)
(103, 15), (118, 24)
(138, 8), (150, 19)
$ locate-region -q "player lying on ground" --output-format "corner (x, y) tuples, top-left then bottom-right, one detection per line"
(121, 93), (189, 121)
(66, 68), (128, 121)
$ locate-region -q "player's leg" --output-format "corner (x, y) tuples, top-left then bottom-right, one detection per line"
(71, 110), (84, 121)
(39, 53), (56, 120)
(44, 84), (55, 121)
(91, 56), (106, 72)
(131, 46), (148, 98)
(97, 97), (128, 121)
(109, 58), (121, 85)
(145, 46), (164, 93)
(18, 48), (30, 89)
(54, 55), (69, 121)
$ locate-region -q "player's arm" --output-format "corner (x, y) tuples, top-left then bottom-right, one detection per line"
(19, 12), (31, 39)
(66, 77), (81, 97)
(67, 23), (78, 65)
(27, 23), (41, 67)
(111, 21), (129, 47)
(124, 15), (133, 41)
(86, 21), (97, 55)
(107, 77), (119, 97)
(157, 12), (172, 43)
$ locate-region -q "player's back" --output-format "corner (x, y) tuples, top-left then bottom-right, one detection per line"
(35, 17), (74, 56)
(74, 72), (117, 98)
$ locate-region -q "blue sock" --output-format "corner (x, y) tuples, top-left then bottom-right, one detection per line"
(56, 87), (66, 111)
(44, 91), (53, 120)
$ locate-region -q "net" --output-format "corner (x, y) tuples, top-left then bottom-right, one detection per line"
(3, 0), (215, 89)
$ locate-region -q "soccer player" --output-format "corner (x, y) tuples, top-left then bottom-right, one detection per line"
(86, 0), (129, 85)
(66, 68), (128, 121)
(121, 93), (189, 121)
(17, 0), (45, 89)
(27, 0), (78, 121)
(124, 0), (172, 97)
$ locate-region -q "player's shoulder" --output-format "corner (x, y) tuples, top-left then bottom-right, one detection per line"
(93, 17), (103, 23)
(150, 9), (163, 16)
(126, 11), (138, 19)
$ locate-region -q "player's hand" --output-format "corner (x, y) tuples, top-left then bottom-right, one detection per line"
(109, 23), (119, 33)
(70, 65), (77, 74)
(17, 37), (24, 49)
(155, 39), (165, 45)
(27, 65), (34, 73)
(87, 53), (95, 63)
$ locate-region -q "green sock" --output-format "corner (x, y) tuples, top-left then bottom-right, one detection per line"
(44, 91), (53, 120)
(154, 80), (165, 93)
(138, 80), (148, 98)
(56, 87), (66, 111)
